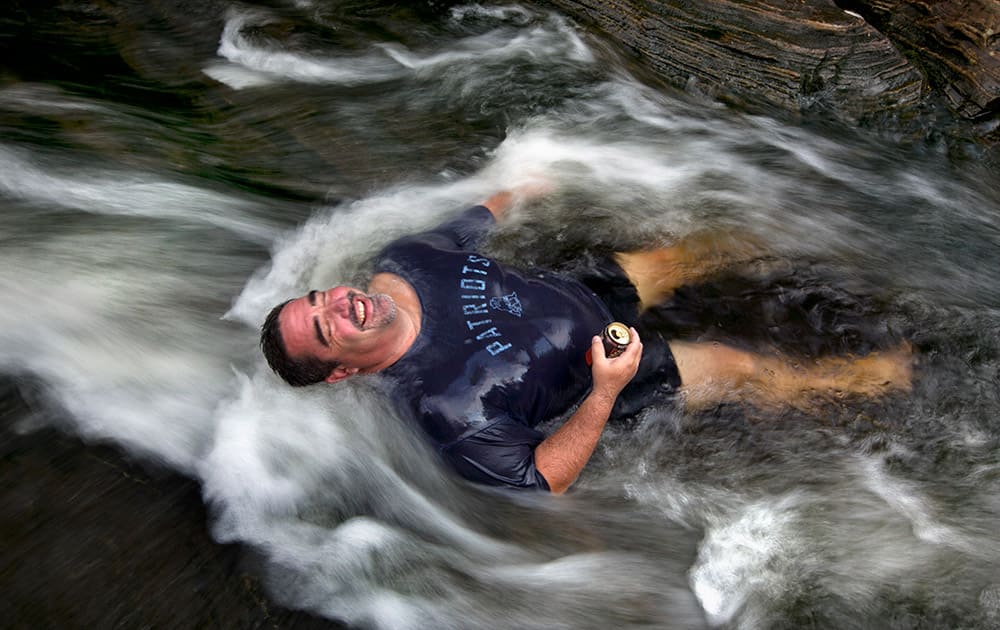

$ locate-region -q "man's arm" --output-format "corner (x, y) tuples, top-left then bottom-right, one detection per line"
(480, 178), (555, 221)
(534, 328), (643, 494)
(481, 191), (513, 220)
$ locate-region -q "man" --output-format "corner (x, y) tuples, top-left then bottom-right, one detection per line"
(260, 190), (911, 493)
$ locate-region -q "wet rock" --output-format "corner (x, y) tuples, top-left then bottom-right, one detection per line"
(540, 0), (926, 120)
(845, 0), (1000, 121)
(541, 0), (1000, 137)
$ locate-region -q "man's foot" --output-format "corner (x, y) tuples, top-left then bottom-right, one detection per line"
(824, 341), (915, 397)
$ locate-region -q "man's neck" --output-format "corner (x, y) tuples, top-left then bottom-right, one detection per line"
(366, 272), (422, 371)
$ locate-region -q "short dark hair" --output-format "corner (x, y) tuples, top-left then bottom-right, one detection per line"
(260, 299), (340, 387)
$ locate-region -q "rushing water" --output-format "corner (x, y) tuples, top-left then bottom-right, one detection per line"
(3, 2), (1000, 628)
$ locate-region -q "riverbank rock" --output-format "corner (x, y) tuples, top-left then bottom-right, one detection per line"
(846, 0), (1000, 122)
(541, 0), (1000, 141)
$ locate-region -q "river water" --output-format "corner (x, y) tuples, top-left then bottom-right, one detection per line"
(2, 1), (1000, 628)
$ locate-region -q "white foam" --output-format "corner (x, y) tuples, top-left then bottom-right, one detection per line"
(202, 62), (277, 89)
(206, 7), (591, 90)
(450, 4), (534, 23)
(690, 496), (801, 626)
(859, 456), (978, 553)
(0, 144), (275, 243)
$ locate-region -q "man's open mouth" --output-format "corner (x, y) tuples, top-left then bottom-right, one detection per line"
(347, 292), (395, 330)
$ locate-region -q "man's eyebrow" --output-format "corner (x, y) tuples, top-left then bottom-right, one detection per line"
(308, 290), (318, 306)
(313, 317), (329, 347)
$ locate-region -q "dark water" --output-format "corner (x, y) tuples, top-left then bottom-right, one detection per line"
(2, 2), (1000, 628)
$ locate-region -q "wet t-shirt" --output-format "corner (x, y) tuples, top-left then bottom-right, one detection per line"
(375, 206), (612, 490)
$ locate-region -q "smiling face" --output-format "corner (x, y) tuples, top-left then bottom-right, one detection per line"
(277, 285), (401, 380)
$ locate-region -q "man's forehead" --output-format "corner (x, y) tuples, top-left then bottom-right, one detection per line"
(278, 295), (317, 357)
(281, 294), (309, 320)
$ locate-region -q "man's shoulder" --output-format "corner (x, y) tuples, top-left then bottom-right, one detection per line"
(390, 205), (495, 254)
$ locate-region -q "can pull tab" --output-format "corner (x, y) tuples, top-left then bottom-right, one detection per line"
(585, 322), (632, 365)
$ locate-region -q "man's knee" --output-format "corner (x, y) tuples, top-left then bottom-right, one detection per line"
(614, 249), (688, 311)
(669, 340), (756, 391)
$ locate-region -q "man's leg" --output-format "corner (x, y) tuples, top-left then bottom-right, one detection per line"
(668, 340), (913, 411)
(614, 231), (766, 310)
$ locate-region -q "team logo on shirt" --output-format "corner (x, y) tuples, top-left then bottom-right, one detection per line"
(458, 254), (512, 356)
(489, 292), (522, 317)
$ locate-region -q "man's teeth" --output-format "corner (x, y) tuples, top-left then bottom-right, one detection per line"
(356, 299), (366, 326)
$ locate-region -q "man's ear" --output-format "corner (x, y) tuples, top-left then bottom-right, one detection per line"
(324, 365), (359, 384)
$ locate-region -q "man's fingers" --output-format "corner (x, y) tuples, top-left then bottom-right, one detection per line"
(626, 328), (640, 353)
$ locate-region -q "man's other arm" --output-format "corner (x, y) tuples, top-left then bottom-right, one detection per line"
(534, 329), (643, 494)
(480, 179), (554, 221)
(481, 191), (513, 220)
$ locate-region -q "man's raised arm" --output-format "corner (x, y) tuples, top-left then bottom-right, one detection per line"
(481, 190), (514, 220)
(480, 178), (555, 221)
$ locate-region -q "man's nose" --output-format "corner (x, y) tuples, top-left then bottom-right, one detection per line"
(322, 294), (350, 316)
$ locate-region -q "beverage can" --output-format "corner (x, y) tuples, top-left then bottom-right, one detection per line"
(601, 322), (631, 358)
(585, 321), (632, 364)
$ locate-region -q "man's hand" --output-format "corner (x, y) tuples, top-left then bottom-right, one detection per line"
(534, 328), (642, 494)
(588, 327), (643, 403)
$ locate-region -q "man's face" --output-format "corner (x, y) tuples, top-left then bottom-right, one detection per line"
(278, 286), (399, 376)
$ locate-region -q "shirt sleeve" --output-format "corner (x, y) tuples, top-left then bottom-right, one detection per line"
(426, 205), (496, 250)
(443, 419), (551, 491)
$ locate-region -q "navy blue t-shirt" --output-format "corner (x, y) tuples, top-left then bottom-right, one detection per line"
(375, 206), (613, 490)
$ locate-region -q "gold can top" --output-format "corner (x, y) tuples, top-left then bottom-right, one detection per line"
(604, 322), (631, 346)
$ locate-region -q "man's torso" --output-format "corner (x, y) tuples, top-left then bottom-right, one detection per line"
(374, 207), (612, 487)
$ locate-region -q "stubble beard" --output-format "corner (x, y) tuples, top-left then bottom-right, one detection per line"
(367, 293), (397, 329)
